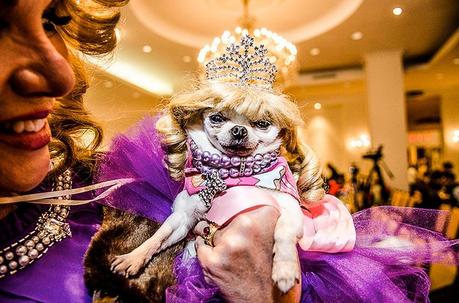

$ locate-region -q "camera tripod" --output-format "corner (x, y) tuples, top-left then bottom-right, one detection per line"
(360, 145), (394, 209)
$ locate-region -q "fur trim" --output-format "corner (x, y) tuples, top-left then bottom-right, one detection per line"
(84, 207), (185, 303)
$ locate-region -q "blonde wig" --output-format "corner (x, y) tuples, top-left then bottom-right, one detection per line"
(156, 82), (325, 205)
(47, 0), (129, 179)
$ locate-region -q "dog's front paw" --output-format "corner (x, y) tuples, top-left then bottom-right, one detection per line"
(272, 259), (300, 293)
(110, 252), (148, 277)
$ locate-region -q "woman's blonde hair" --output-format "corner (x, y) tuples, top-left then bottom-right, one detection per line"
(156, 82), (325, 205)
(48, 0), (128, 179)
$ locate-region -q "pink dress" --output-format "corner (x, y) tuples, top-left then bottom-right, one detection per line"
(185, 156), (356, 253)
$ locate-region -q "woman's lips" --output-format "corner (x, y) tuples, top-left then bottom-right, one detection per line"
(0, 119), (51, 151)
(0, 110), (51, 123)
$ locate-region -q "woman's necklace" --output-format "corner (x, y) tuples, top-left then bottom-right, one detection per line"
(0, 169), (72, 278)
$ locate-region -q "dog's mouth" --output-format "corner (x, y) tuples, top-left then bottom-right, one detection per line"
(221, 143), (257, 156)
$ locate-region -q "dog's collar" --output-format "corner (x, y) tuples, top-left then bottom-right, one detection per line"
(188, 139), (279, 179)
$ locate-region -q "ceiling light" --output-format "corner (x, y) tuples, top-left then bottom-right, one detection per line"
(350, 135), (371, 149)
(310, 48), (320, 56)
(351, 31), (363, 40)
(103, 80), (113, 88)
(182, 55), (191, 63)
(453, 58), (459, 65)
(197, 0), (298, 85)
(453, 130), (459, 143)
(115, 28), (122, 43)
(142, 45), (152, 53)
(392, 7), (403, 16)
(314, 102), (322, 110)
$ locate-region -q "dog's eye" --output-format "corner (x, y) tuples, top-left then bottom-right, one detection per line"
(254, 120), (271, 129)
(209, 113), (226, 124)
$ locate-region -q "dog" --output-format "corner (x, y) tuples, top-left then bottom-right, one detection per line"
(88, 35), (326, 298)
(110, 88), (324, 293)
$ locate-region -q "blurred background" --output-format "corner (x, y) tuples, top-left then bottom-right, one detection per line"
(82, 1), (459, 299)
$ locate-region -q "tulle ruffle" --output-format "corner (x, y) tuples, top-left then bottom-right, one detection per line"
(97, 116), (182, 223)
(98, 117), (459, 303)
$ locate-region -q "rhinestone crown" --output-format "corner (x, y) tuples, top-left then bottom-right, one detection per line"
(205, 35), (277, 89)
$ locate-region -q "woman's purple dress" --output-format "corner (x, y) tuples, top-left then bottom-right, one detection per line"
(0, 179), (101, 303)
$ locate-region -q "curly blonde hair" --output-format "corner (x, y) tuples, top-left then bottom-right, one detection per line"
(156, 82), (325, 205)
(47, 0), (129, 179)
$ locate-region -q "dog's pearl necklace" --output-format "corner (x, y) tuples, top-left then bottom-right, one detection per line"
(189, 140), (279, 179)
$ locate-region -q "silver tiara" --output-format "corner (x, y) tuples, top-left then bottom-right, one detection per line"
(205, 35), (277, 89)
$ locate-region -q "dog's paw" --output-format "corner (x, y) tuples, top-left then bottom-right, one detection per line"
(110, 252), (148, 277)
(272, 260), (300, 293)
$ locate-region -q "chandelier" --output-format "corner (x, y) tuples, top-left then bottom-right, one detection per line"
(197, 0), (298, 86)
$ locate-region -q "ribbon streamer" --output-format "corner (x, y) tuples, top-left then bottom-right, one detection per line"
(0, 178), (136, 206)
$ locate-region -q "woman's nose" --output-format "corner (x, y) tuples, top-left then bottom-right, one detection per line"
(9, 42), (75, 98)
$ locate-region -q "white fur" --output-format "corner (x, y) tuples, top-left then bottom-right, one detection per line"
(111, 109), (303, 292)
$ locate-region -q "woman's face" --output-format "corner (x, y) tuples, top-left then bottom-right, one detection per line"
(0, 0), (75, 193)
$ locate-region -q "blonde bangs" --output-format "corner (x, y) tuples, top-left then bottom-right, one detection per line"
(212, 84), (303, 129)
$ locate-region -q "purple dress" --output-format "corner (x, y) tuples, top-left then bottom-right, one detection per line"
(98, 116), (459, 303)
(0, 178), (101, 303)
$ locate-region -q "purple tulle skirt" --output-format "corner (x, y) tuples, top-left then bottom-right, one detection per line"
(98, 117), (459, 303)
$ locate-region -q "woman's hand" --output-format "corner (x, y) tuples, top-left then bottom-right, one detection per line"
(195, 206), (301, 303)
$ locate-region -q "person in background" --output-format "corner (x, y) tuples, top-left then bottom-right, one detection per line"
(443, 161), (455, 176)
(407, 164), (418, 194)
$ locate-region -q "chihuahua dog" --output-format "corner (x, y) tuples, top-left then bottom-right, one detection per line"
(110, 105), (315, 293)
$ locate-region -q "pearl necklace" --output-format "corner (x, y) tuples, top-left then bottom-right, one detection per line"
(189, 140), (279, 179)
(0, 169), (72, 279)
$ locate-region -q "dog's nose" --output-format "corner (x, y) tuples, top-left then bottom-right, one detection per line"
(231, 125), (248, 140)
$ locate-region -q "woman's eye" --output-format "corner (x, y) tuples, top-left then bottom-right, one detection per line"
(42, 8), (72, 34)
(209, 114), (226, 124)
(0, 20), (9, 31)
(42, 19), (57, 33)
(254, 120), (271, 129)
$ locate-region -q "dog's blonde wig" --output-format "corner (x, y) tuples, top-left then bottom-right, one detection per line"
(156, 82), (324, 205)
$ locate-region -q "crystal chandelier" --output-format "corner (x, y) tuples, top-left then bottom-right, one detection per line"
(197, 0), (298, 86)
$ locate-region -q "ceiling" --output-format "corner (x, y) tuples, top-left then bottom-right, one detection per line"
(87, 0), (459, 97)
(294, 0), (459, 72)
(129, 0), (364, 48)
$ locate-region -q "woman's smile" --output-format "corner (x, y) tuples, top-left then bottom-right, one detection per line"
(0, 109), (52, 150)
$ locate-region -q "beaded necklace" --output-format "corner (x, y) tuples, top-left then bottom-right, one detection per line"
(189, 140), (279, 179)
(0, 169), (72, 278)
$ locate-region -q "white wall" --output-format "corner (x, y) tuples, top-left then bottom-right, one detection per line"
(84, 70), (163, 149)
(299, 94), (372, 177)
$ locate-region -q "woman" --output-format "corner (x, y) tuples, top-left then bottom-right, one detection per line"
(0, 0), (128, 301)
(0, 1), (284, 302)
